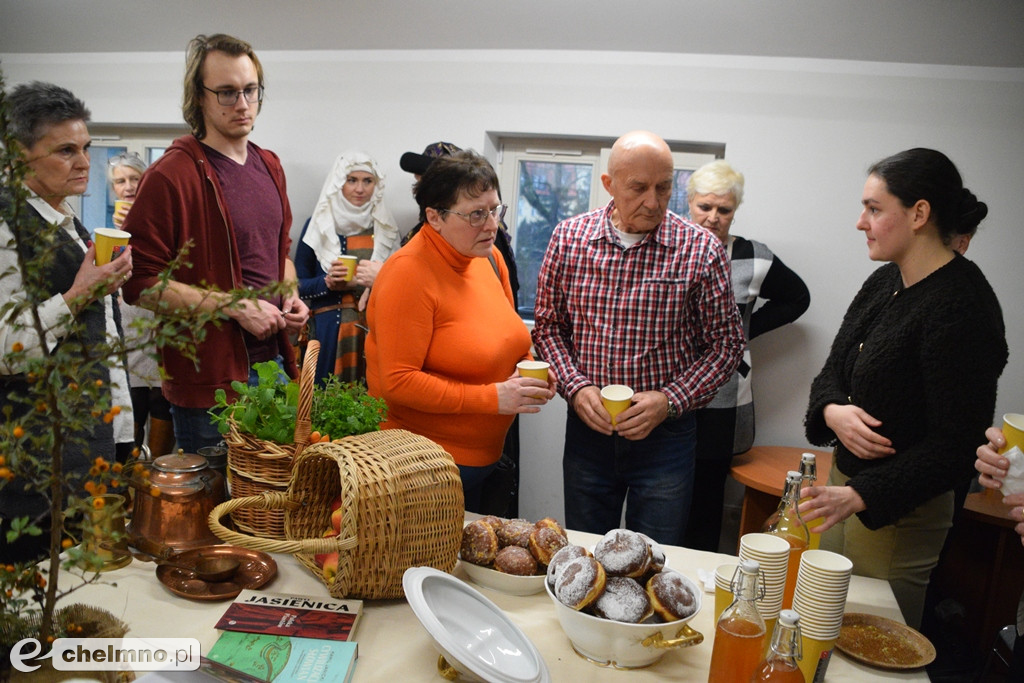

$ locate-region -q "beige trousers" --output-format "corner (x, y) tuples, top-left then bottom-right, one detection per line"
(820, 464), (953, 630)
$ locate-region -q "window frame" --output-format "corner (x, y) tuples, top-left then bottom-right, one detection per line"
(493, 134), (725, 320)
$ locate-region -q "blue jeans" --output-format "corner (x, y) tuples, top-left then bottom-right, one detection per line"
(562, 408), (696, 546)
(171, 356), (286, 454)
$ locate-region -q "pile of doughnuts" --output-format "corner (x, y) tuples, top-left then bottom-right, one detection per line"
(547, 528), (697, 624)
(460, 516), (569, 576)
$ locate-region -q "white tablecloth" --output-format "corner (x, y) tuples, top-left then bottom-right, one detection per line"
(64, 525), (929, 682)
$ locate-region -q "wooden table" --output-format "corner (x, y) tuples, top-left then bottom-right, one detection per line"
(729, 446), (833, 549)
(931, 490), (1024, 657)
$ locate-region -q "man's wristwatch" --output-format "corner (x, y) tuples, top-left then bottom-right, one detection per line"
(665, 399), (680, 421)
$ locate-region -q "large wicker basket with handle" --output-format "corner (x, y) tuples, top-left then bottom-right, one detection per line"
(208, 429), (464, 599)
(224, 341), (320, 539)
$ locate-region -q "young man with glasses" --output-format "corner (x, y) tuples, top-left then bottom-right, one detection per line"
(122, 34), (308, 452)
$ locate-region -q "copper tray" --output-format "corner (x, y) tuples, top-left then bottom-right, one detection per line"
(156, 545), (276, 601)
(835, 613), (936, 670)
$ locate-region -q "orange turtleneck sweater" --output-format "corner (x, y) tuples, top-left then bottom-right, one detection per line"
(365, 225), (531, 467)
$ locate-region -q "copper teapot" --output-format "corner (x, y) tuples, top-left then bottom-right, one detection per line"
(127, 450), (227, 557)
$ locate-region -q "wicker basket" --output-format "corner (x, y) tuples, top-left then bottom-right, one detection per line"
(225, 341), (319, 538)
(208, 429), (464, 599)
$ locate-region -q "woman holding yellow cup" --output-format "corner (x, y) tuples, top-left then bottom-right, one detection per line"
(107, 151), (146, 228)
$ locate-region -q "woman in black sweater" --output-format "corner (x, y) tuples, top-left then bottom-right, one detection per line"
(802, 148), (1007, 629)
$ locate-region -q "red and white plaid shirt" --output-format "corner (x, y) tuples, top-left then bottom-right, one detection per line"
(532, 202), (745, 413)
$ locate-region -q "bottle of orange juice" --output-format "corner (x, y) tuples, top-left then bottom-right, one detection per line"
(708, 559), (766, 682)
(751, 609), (804, 682)
(761, 471), (810, 609)
(799, 452), (825, 549)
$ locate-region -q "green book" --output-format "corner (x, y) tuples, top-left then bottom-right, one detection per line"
(206, 631), (357, 682)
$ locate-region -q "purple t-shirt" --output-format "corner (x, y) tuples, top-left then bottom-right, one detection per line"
(204, 143), (284, 363)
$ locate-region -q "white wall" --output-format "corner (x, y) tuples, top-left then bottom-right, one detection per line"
(3, 49), (1022, 521)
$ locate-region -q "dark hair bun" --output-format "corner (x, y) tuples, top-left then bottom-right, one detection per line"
(957, 188), (988, 234)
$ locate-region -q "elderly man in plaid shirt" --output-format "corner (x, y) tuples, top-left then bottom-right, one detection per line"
(532, 130), (745, 545)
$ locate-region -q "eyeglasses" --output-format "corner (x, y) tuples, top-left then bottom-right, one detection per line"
(202, 85), (264, 106)
(108, 151), (144, 167)
(440, 204), (507, 229)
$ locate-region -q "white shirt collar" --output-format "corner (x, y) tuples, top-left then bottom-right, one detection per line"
(24, 185), (76, 227)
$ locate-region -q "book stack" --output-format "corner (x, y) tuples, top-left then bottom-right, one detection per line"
(204, 590), (363, 682)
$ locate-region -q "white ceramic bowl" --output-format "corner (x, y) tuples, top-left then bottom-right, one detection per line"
(404, 567), (550, 683)
(460, 557), (546, 596)
(544, 568), (704, 669)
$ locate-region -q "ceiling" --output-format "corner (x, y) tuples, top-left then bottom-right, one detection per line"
(2, 0), (1023, 68)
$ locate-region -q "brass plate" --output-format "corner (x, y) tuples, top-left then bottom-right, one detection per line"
(836, 613), (936, 670)
(156, 545), (276, 601)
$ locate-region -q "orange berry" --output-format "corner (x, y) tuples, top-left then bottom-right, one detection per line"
(133, 463), (145, 474)
(91, 410), (102, 419)
(26, 372), (36, 382)
(84, 481), (96, 494)
(95, 484), (107, 495)
(103, 413), (114, 424)
(12, 426), (24, 439)
(0, 456), (4, 466)
(0, 468), (12, 481)
(110, 406), (122, 416)
(35, 402), (46, 412)
(69, 382), (79, 391)
(61, 538), (73, 549)
(46, 635), (54, 643)
(88, 467), (99, 477)
(11, 342), (23, 353)
(112, 463), (123, 474)
(110, 479), (120, 488)
(149, 486), (161, 497)
(92, 497), (106, 510)
(131, 447), (140, 458)
(94, 379), (104, 388)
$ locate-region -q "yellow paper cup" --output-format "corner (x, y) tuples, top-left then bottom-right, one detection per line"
(112, 199), (133, 227)
(714, 563), (737, 622)
(337, 254), (359, 281)
(798, 633), (837, 682)
(600, 384), (634, 426)
(93, 228), (131, 266)
(516, 360), (549, 382)
(1000, 414), (1024, 455)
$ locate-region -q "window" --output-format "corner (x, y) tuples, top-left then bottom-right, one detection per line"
(70, 126), (183, 235)
(495, 136), (723, 318)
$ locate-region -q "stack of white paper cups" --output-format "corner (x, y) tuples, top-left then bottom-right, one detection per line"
(791, 549), (853, 682)
(738, 533), (790, 633)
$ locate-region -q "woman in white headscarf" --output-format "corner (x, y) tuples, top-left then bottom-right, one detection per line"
(296, 151), (401, 384)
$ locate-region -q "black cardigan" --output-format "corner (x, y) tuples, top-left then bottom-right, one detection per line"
(805, 255), (1007, 529)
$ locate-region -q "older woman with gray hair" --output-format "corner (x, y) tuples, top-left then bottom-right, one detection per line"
(683, 159), (811, 552)
(295, 151), (401, 384)
(108, 151), (147, 227)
